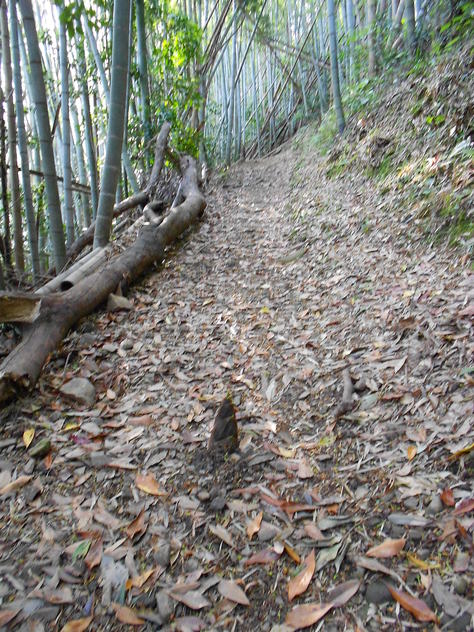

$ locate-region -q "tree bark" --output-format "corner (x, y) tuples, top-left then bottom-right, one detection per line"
(1, 4), (24, 273)
(0, 156), (206, 406)
(9, 0), (40, 280)
(19, 0), (66, 271)
(93, 0), (133, 247)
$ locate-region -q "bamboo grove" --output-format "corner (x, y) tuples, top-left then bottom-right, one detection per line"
(0, 0), (465, 287)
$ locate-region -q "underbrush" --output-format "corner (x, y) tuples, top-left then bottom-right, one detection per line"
(300, 35), (473, 251)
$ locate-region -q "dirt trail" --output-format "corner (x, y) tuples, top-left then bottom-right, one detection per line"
(0, 142), (472, 631)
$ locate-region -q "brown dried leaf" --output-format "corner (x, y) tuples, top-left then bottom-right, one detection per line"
(125, 508), (146, 539)
(303, 523), (325, 541)
(60, 616), (93, 632)
(366, 538), (406, 558)
(0, 609), (19, 626)
(106, 458), (137, 470)
(42, 587), (74, 604)
(111, 603), (145, 625)
(453, 496), (474, 515)
(288, 549), (315, 601)
(385, 584), (438, 623)
(440, 488), (455, 507)
(128, 414), (153, 426)
(84, 539), (102, 570)
(283, 542), (301, 563)
(327, 579), (360, 607)
(244, 547), (281, 567)
(174, 616), (206, 631)
(169, 590), (211, 610)
(297, 459), (314, 479)
(246, 511), (263, 540)
(209, 524), (234, 547)
(217, 579), (250, 606)
(0, 474), (32, 495)
(282, 501), (315, 517)
(126, 568), (155, 590)
(135, 471), (166, 496)
(94, 505), (121, 529)
(407, 445), (417, 461)
(285, 602), (333, 628)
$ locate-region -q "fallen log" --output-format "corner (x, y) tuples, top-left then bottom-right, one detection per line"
(0, 155), (206, 406)
(37, 247), (106, 295)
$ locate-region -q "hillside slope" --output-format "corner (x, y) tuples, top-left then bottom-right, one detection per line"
(297, 39), (473, 252)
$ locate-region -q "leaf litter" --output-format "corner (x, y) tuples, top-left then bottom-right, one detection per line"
(0, 126), (472, 630)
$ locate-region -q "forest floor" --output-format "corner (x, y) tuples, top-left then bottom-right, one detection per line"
(0, 130), (473, 631)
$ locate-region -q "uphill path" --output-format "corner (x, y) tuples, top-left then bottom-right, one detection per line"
(0, 136), (472, 631)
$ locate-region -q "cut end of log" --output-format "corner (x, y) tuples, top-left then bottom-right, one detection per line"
(0, 293), (42, 323)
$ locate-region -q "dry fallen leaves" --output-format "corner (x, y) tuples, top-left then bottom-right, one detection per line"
(244, 547), (281, 567)
(0, 475), (32, 495)
(125, 508), (146, 539)
(23, 428), (35, 447)
(209, 523), (234, 547)
(327, 579), (360, 607)
(440, 488), (455, 506)
(135, 471), (166, 496)
(288, 549), (315, 601)
(111, 603), (145, 625)
(84, 538), (103, 570)
(217, 579), (250, 606)
(246, 510), (263, 540)
(285, 602), (333, 629)
(60, 616), (93, 632)
(169, 590), (211, 610)
(366, 537), (406, 558)
(386, 584), (438, 623)
(0, 609), (19, 626)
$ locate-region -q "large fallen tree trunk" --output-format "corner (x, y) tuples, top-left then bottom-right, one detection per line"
(0, 155), (206, 406)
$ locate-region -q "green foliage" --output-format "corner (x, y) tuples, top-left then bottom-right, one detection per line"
(54, 1), (97, 37)
(143, 3), (202, 155)
(426, 113), (446, 126)
(438, 1), (474, 46)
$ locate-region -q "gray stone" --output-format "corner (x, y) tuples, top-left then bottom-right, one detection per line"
(210, 496), (226, 511)
(22, 599), (44, 617)
(89, 452), (109, 468)
(60, 378), (96, 406)
(156, 590), (173, 623)
(197, 490), (210, 502)
(426, 494), (443, 515)
(154, 542), (171, 568)
(453, 576), (468, 596)
(80, 333), (96, 346)
(440, 612), (472, 632)
(407, 528), (424, 542)
(403, 497), (419, 510)
(258, 521), (281, 542)
(23, 458), (36, 475)
(107, 294), (133, 312)
(366, 580), (392, 605)
(31, 607), (60, 622)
